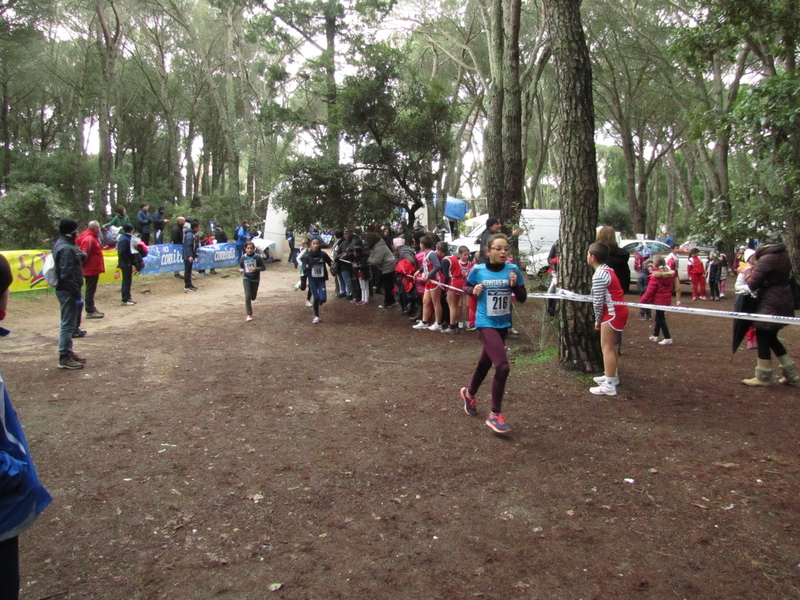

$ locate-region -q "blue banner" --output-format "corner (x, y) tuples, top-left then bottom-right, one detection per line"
(142, 243), (239, 274)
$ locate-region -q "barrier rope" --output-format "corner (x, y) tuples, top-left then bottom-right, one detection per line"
(530, 289), (800, 326)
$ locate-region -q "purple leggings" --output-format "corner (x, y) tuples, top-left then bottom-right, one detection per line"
(467, 327), (510, 414)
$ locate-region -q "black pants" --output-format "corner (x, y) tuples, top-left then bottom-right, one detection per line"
(140, 232), (150, 245)
(0, 536), (19, 600)
(653, 310), (670, 339)
(120, 265), (133, 302)
(756, 328), (787, 360)
(184, 259), (193, 288)
(84, 274), (99, 313)
(243, 278), (260, 315)
(380, 272), (395, 306)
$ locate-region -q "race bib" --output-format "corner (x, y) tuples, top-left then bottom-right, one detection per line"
(486, 289), (511, 317)
(243, 257), (257, 273)
(311, 264), (324, 278)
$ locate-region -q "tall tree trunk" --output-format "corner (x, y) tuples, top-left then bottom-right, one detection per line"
(482, 0), (504, 215)
(544, 0), (603, 373)
(501, 0), (523, 230)
(96, 0), (122, 210)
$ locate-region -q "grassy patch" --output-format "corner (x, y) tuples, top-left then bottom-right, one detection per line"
(513, 346), (557, 365)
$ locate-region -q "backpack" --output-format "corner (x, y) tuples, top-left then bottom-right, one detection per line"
(42, 252), (59, 287)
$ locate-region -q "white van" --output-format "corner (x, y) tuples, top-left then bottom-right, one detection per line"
(448, 209), (560, 262)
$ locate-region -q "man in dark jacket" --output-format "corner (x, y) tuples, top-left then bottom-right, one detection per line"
(153, 206), (169, 244)
(477, 217), (502, 264)
(117, 223), (136, 306)
(183, 220), (200, 292)
(171, 216), (186, 279)
(136, 204), (153, 245)
(52, 218), (86, 370)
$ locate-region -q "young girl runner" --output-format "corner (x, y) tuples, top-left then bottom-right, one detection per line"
(238, 241), (266, 321)
(412, 236), (444, 331)
(301, 238), (332, 324)
(461, 234), (527, 434)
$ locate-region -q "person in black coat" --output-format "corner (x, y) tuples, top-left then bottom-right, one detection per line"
(742, 243), (798, 386)
(596, 226), (631, 293)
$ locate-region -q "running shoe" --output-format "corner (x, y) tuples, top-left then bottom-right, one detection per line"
(71, 329), (87, 339)
(593, 375), (619, 386)
(184, 287), (198, 292)
(378, 303), (396, 309)
(86, 311), (104, 319)
(648, 336), (659, 343)
(312, 316), (320, 324)
(659, 338), (673, 345)
(485, 412), (510, 433)
(246, 314), (253, 322)
(460, 387), (478, 416)
(122, 300), (137, 305)
(305, 300), (313, 307)
(412, 321), (429, 330)
(428, 322), (442, 331)
(589, 382), (617, 396)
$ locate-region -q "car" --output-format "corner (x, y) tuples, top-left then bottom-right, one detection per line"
(679, 240), (716, 254)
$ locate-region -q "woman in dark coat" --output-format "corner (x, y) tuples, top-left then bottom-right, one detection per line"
(596, 226), (631, 354)
(742, 243), (798, 386)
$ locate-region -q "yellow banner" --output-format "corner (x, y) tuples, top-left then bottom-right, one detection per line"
(0, 249), (124, 293)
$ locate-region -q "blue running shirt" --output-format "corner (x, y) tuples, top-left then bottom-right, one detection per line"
(468, 262), (522, 329)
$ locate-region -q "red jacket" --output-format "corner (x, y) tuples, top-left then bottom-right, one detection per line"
(687, 255), (705, 277)
(76, 229), (106, 276)
(640, 269), (676, 306)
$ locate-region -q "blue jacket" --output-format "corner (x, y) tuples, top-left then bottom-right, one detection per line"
(136, 210), (153, 234)
(183, 229), (198, 260)
(1, 374), (51, 541)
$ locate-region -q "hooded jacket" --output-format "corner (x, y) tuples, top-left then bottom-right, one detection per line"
(1, 375), (52, 542)
(746, 243), (794, 331)
(367, 239), (397, 275)
(51, 234), (85, 299)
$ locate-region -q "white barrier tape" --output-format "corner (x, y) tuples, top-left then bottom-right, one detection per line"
(531, 289), (800, 326)
(403, 273), (465, 293)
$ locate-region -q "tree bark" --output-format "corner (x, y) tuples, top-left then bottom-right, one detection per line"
(544, 0), (603, 372)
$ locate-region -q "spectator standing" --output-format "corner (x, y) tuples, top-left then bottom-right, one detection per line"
(153, 206), (169, 244)
(0, 254), (52, 600)
(170, 216), (186, 279)
(366, 232), (397, 308)
(588, 242), (629, 396)
(687, 248), (707, 300)
(183, 220), (200, 292)
(286, 229), (298, 268)
(103, 206), (131, 230)
(116, 223), (137, 306)
(76, 221), (105, 318)
(642, 256), (678, 345)
(596, 226), (631, 355)
(742, 242), (798, 386)
(52, 218), (87, 370)
(136, 204), (153, 245)
(234, 221), (253, 259)
(476, 217), (502, 264)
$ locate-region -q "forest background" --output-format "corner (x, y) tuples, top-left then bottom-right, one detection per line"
(0, 0), (797, 272)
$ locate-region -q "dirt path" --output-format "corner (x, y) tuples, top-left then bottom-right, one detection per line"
(3, 260), (800, 599)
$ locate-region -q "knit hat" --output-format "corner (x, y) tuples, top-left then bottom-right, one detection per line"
(123, 223), (134, 233)
(486, 217), (500, 228)
(59, 218), (78, 236)
(744, 249), (756, 262)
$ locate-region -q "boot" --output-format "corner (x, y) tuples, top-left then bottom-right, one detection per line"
(742, 359), (773, 387)
(777, 355), (800, 386)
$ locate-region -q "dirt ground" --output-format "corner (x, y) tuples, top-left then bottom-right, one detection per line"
(3, 257), (800, 600)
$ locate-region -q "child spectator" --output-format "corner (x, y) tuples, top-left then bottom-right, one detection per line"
(718, 253), (729, 298)
(461, 234), (527, 434)
(238, 241), (266, 321)
(412, 236), (444, 331)
(352, 243), (370, 305)
(395, 245), (419, 317)
(735, 249), (758, 350)
(441, 245), (471, 334)
(706, 252), (721, 301)
(301, 237), (332, 324)
(588, 242), (629, 396)
(687, 248), (707, 300)
(641, 256), (678, 345)
(636, 259), (653, 320)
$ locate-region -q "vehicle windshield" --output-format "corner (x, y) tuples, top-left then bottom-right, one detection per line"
(463, 223), (485, 238)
